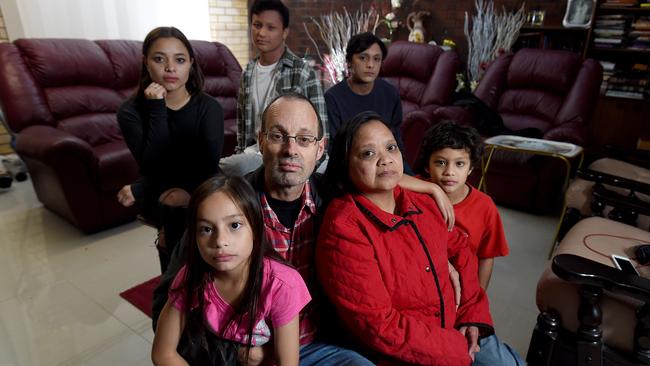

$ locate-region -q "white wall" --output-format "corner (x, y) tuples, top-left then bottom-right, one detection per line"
(0, 0), (212, 41)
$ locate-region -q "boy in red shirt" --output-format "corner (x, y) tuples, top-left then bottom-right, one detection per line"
(414, 121), (509, 289)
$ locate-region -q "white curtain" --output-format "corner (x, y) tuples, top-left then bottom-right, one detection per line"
(2, 0), (211, 41)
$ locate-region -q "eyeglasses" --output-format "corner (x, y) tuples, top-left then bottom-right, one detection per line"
(263, 131), (320, 147)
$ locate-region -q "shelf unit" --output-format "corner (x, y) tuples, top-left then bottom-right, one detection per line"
(587, 0), (650, 155)
(514, 24), (591, 55)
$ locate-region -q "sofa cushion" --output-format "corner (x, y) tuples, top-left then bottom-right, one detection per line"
(381, 41), (439, 82)
(192, 40), (240, 121)
(190, 40), (241, 154)
(15, 39), (115, 87)
(45, 86), (125, 121)
(507, 48), (581, 95)
(0, 43), (56, 131)
(499, 89), (564, 124)
(96, 40), (142, 89)
(59, 113), (123, 147)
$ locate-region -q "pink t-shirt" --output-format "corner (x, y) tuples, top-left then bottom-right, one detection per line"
(170, 258), (311, 346)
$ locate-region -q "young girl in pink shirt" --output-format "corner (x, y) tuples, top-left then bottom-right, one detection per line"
(153, 175), (311, 365)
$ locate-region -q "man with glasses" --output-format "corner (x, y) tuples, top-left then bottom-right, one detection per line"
(153, 92), (374, 365)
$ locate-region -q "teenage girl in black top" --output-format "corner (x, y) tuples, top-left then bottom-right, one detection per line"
(117, 27), (224, 272)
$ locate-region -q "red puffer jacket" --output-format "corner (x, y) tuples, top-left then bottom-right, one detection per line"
(316, 186), (493, 366)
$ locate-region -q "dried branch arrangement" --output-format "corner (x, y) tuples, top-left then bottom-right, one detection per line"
(464, 0), (526, 84)
(304, 7), (380, 84)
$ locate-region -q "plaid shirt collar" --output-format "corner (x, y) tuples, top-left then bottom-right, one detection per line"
(260, 180), (316, 230)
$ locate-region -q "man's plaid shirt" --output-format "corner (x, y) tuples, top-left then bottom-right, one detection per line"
(260, 181), (318, 345)
(236, 47), (328, 152)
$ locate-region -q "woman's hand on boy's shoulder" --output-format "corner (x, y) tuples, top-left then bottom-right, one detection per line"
(397, 175), (455, 230)
(430, 183), (455, 231)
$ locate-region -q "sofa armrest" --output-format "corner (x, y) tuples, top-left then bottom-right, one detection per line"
(553, 254), (650, 303)
(15, 125), (96, 166)
(543, 122), (587, 146)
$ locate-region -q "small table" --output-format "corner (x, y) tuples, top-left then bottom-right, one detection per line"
(478, 135), (585, 257)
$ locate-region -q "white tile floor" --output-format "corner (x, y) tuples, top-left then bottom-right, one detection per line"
(0, 181), (159, 366)
(0, 180), (556, 365)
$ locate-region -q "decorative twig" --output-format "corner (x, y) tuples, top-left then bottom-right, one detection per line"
(304, 6), (380, 84)
(464, 0), (526, 84)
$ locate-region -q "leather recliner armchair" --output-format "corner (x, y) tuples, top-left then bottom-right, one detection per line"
(462, 48), (602, 212)
(379, 41), (461, 166)
(0, 39), (241, 232)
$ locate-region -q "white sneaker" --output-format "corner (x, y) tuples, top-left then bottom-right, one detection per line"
(2, 153), (27, 182)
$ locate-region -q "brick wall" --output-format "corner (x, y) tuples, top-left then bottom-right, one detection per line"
(209, 0), (250, 66)
(283, 0), (567, 66)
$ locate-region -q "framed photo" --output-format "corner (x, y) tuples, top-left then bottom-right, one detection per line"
(563, 0), (596, 28)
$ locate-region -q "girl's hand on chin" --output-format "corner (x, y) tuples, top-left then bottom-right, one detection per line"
(145, 82), (167, 100)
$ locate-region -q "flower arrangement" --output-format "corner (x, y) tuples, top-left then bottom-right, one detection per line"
(464, 0), (526, 84)
(304, 7), (380, 84)
(377, 11), (398, 43)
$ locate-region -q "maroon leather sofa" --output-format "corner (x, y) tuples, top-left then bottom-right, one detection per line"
(448, 48), (603, 212)
(380, 41), (461, 166)
(0, 38), (241, 232)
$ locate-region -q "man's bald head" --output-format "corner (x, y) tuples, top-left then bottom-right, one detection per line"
(261, 92), (323, 139)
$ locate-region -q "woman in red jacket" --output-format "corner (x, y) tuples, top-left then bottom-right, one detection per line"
(317, 111), (523, 366)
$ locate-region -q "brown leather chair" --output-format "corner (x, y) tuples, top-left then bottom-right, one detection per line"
(0, 39), (241, 232)
(528, 217), (650, 366)
(379, 41), (461, 166)
(562, 151), (650, 238)
(528, 159), (650, 366)
(454, 48), (603, 212)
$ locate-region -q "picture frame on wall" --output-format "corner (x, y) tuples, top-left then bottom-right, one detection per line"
(563, 0), (597, 28)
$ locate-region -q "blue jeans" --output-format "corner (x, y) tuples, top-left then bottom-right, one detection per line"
(473, 335), (525, 366)
(300, 342), (374, 366)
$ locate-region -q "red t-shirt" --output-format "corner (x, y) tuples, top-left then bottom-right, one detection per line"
(454, 185), (509, 259)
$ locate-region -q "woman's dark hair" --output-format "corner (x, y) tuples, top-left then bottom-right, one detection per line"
(325, 110), (393, 197)
(345, 32), (388, 63)
(174, 174), (281, 363)
(134, 27), (204, 103)
(250, 0), (290, 28)
(412, 121), (483, 178)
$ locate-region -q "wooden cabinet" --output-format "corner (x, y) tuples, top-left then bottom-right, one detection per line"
(515, 25), (590, 54)
(590, 95), (650, 157)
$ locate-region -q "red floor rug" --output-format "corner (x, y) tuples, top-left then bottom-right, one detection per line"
(119, 276), (160, 318)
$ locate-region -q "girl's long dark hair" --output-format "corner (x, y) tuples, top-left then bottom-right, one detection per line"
(324, 110), (393, 198)
(174, 175), (281, 364)
(133, 26), (204, 104)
